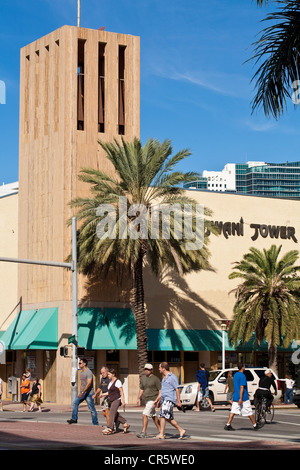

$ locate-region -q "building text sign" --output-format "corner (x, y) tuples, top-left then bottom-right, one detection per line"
(207, 217), (298, 243)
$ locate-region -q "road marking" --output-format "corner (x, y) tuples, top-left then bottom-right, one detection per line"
(190, 435), (253, 442)
(274, 420), (300, 427)
(208, 432), (300, 443)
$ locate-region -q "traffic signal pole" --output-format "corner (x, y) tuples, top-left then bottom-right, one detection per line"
(0, 217), (78, 405)
(71, 217), (78, 404)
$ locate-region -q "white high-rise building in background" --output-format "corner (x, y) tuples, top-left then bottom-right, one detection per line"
(203, 163), (236, 192)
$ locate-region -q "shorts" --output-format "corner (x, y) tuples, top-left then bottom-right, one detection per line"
(201, 387), (210, 399)
(21, 392), (29, 402)
(28, 393), (43, 405)
(143, 400), (157, 418)
(101, 396), (110, 409)
(230, 400), (253, 417)
(159, 400), (175, 420)
(227, 392), (233, 402)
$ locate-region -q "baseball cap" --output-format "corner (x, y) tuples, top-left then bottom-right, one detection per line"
(144, 363), (153, 370)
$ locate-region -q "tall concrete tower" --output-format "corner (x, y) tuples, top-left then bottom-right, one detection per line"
(17, 25), (140, 402)
(18, 25), (140, 306)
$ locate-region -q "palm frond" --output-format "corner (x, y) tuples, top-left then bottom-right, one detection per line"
(229, 244), (300, 363)
(249, 1), (300, 118)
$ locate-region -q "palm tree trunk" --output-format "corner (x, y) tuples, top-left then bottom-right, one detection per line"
(133, 246), (148, 378)
(268, 339), (278, 376)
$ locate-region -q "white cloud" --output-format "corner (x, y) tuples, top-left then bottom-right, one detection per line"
(243, 119), (278, 132)
(152, 63), (251, 100)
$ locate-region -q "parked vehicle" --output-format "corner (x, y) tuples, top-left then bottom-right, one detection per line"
(292, 365), (300, 408)
(179, 367), (282, 410)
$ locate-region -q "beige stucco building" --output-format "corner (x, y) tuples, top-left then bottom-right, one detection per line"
(0, 187), (19, 330)
(0, 25), (298, 405)
(1, 185), (299, 404)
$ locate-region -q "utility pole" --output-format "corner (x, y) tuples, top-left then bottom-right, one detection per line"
(71, 217), (78, 404)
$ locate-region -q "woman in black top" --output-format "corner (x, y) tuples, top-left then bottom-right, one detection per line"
(101, 368), (129, 435)
(28, 377), (43, 412)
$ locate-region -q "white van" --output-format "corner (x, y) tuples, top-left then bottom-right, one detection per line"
(179, 367), (282, 410)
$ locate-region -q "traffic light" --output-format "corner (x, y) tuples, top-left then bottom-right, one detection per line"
(77, 347), (85, 356)
(59, 345), (85, 357)
(59, 345), (72, 357)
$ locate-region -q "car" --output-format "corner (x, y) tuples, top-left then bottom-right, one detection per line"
(293, 385), (300, 408)
(292, 366), (300, 408)
(179, 382), (211, 410)
(179, 367), (282, 410)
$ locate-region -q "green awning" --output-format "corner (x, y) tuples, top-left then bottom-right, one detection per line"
(0, 308), (58, 350)
(146, 329), (295, 352)
(77, 309), (296, 352)
(77, 309), (224, 351)
(78, 308), (137, 350)
(104, 308), (137, 350)
(1, 307), (295, 353)
(13, 308), (58, 350)
(1, 309), (37, 350)
(78, 308), (116, 350)
(146, 329), (225, 351)
(77, 309), (249, 352)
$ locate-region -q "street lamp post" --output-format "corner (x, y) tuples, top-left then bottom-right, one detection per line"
(220, 321), (228, 370)
(71, 217), (78, 404)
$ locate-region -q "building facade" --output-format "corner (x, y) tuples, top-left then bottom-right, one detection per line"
(0, 186), (298, 404)
(185, 161), (300, 199)
(0, 185), (19, 332)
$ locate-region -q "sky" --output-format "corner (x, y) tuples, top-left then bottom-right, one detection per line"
(1, 0), (300, 184)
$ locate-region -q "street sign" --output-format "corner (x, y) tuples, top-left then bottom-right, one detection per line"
(68, 335), (76, 345)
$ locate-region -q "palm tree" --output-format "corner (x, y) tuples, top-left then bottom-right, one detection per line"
(228, 245), (300, 374)
(249, 0), (300, 119)
(69, 137), (217, 376)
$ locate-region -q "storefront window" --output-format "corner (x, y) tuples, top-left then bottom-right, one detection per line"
(184, 352), (198, 362)
(153, 351), (165, 363)
(26, 354), (37, 376)
(167, 351), (181, 363)
(106, 350), (119, 362)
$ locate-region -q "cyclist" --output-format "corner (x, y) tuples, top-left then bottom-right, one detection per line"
(254, 369), (277, 410)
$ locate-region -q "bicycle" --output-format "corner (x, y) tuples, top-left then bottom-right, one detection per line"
(254, 396), (274, 426)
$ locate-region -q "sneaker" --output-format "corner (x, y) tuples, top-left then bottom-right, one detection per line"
(224, 424), (235, 431)
(136, 432), (147, 438)
(67, 419), (77, 424)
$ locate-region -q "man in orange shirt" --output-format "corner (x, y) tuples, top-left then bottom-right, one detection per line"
(20, 373), (31, 412)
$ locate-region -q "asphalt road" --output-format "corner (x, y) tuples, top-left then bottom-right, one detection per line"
(0, 405), (299, 451)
